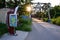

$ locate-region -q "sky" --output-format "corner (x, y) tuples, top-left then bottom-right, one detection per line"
(31, 0), (60, 7)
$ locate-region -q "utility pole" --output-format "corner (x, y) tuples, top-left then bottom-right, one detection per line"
(47, 3), (51, 22)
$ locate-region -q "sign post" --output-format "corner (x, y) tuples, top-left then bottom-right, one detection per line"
(7, 10), (15, 35)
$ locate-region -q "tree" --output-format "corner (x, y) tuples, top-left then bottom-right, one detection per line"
(50, 5), (60, 18)
(0, 0), (6, 8)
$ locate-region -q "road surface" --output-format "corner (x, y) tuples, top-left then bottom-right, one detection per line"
(26, 18), (60, 40)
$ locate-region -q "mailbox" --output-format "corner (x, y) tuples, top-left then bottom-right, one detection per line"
(9, 14), (17, 27)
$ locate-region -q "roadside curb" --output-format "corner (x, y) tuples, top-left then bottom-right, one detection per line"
(0, 30), (29, 40)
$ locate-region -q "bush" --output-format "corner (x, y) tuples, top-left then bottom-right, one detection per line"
(16, 23), (32, 32)
(51, 18), (56, 24)
(51, 17), (60, 26)
(16, 16), (32, 32)
(56, 17), (60, 25)
(43, 17), (60, 26)
(16, 24), (32, 32)
(43, 18), (48, 22)
(0, 23), (8, 37)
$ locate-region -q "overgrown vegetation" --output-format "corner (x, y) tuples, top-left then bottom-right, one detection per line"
(16, 15), (32, 32)
(34, 5), (60, 26)
(43, 18), (48, 22)
(50, 6), (60, 18)
(51, 17), (60, 25)
(43, 16), (60, 26)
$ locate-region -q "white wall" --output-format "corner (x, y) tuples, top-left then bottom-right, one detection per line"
(0, 8), (10, 24)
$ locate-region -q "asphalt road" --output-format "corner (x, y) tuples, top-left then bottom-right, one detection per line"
(26, 18), (60, 40)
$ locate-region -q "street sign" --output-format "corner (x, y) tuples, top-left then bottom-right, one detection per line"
(9, 14), (17, 27)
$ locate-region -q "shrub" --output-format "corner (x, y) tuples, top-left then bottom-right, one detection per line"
(16, 16), (32, 32)
(16, 23), (32, 32)
(51, 18), (56, 24)
(51, 17), (60, 26)
(56, 17), (60, 25)
(43, 18), (48, 22)
(20, 24), (32, 31)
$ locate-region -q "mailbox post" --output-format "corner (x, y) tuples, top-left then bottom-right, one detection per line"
(7, 6), (19, 35)
(7, 9), (15, 35)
